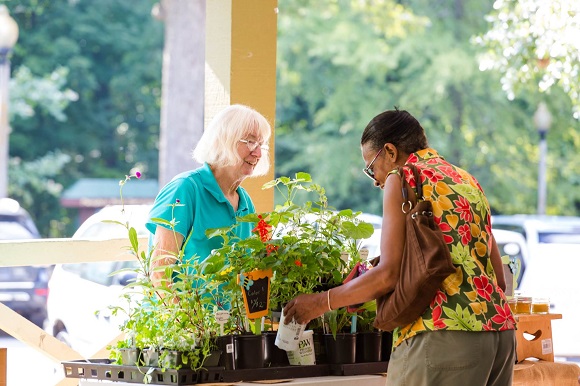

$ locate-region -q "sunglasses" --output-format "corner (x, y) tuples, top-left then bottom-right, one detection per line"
(362, 147), (384, 180)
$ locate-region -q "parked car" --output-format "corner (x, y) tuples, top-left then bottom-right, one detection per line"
(0, 198), (50, 329)
(492, 214), (580, 248)
(46, 204), (151, 356)
(0, 197), (41, 239)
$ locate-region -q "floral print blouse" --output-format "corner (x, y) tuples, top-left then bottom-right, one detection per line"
(392, 148), (516, 348)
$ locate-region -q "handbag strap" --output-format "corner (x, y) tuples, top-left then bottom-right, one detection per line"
(399, 164), (422, 212)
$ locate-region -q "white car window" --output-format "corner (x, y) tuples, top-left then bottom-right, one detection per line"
(62, 262), (117, 286)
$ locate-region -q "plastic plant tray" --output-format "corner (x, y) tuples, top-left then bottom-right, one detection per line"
(62, 359), (389, 385)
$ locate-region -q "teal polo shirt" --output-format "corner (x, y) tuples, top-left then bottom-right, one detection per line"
(145, 163), (255, 264)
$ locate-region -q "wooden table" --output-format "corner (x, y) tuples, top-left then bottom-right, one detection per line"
(514, 313), (562, 363)
(79, 374), (388, 386)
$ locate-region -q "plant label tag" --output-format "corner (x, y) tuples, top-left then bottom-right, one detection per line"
(215, 310), (230, 324)
(225, 343), (234, 353)
(340, 251), (350, 263)
(359, 248), (369, 260)
(541, 338), (553, 354)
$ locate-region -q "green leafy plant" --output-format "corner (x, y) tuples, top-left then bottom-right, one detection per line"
(201, 172), (375, 333)
(107, 172), (221, 374)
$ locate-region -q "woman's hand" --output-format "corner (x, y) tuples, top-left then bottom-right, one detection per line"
(283, 292), (328, 325)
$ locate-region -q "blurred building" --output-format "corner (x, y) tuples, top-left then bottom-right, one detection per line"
(60, 178), (158, 226)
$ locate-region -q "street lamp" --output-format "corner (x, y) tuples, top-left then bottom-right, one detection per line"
(0, 5), (19, 198)
(533, 102), (552, 215)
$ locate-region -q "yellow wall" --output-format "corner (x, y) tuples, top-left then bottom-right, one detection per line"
(206, 0), (278, 212)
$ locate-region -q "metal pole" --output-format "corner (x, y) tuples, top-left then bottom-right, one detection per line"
(0, 49), (10, 198)
(537, 130), (547, 215)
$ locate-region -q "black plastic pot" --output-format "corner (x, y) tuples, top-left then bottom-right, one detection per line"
(203, 349), (222, 367)
(262, 331), (289, 367)
(217, 335), (236, 370)
(381, 331), (393, 362)
(312, 331), (327, 364)
(234, 333), (264, 369)
(323, 333), (357, 364)
(356, 331), (382, 363)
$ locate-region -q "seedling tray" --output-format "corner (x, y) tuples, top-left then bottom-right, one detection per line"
(62, 359), (388, 385)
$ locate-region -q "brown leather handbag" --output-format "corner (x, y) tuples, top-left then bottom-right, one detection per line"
(373, 164), (456, 332)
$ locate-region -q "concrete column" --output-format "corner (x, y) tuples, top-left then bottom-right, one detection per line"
(157, 0), (206, 187)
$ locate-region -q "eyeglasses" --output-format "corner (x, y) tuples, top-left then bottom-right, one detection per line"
(362, 147), (384, 180)
(239, 139), (269, 152)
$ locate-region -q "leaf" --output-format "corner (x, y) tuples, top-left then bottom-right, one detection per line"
(296, 172), (312, 182)
(128, 227), (139, 254)
(340, 221), (375, 239)
(441, 267), (463, 296)
(150, 217), (174, 227)
(262, 179), (279, 190)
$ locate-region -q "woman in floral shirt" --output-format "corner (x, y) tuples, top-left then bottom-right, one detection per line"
(283, 108), (516, 386)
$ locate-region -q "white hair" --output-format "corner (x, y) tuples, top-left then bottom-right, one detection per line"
(193, 104), (272, 176)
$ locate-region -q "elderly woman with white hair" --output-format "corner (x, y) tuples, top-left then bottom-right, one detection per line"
(146, 104), (272, 286)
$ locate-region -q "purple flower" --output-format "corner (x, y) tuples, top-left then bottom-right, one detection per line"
(135, 171), (142, 179)
(176, 199), (181, 204)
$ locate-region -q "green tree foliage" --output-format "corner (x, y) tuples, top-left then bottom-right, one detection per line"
(276, 0), (580, 216)
(473, 0), (580, 118)
(9, 66), (78, 122)
(6, 0), (162, 235)
(8, 151), (72, 237)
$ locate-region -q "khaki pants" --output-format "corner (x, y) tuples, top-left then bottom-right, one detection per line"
(386, 330), (516, 386)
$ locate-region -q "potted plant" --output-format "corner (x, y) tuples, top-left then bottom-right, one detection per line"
(106, 182), (222, 372)
(201, 172), (374, 367)
(355, 302), (383, 363)
(203, 172), (374, 314)
(322, 307), (358, 364)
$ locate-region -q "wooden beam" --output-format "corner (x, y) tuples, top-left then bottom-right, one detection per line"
(0, 303), (82, 363)
(205, 0), (278, 213)
(0, 237), (148, 267)
(0, 348), (5, 386)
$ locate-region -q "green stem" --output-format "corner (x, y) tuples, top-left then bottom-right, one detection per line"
(254, 318), (262, 335)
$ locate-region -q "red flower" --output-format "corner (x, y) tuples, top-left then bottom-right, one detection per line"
(430, 290), (448, 307)
(473, 275), (493, 302)
(453, 196), (473, 222)
(432, 305), (446, 329)
(422, 168), (444, 184)
(407, 154), (419, 163)
(485, 223), (492, 236)
(438, 222), (452, 232)
(443, 234), (455, 244)
(482, 319), (493, 331)
(458, 223), (472, 245)
(266, 244), (278, 256)
(491, 302), (516, 330)
(439, 165), (463, 183)
(294, 260), (302, 267)
(253, 215), (272, 242)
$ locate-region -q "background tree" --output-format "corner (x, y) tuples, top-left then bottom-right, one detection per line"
(6, 0), (162, 236)
(5, 0), (580, 237)
(276, 0), (580, 216)
(473, 0), (580, 118)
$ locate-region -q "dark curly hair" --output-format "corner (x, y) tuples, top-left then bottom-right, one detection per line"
(360, 108), (428, 154)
